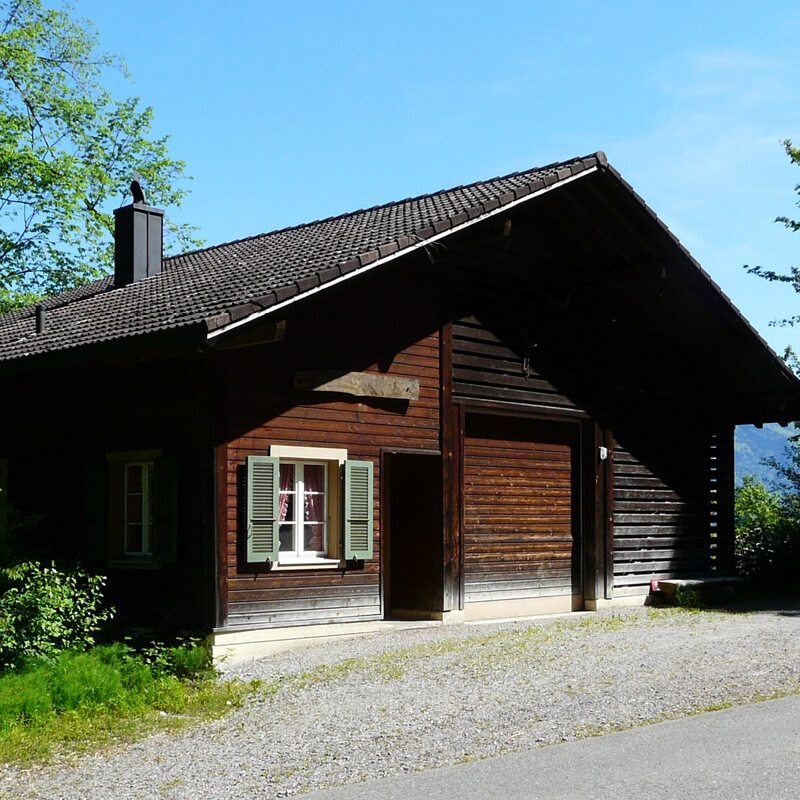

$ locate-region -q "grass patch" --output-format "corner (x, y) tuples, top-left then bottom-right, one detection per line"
(0, 642), (256, 767)
(278, 613), (656, 693)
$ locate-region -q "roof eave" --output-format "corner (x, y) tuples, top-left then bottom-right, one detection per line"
(205, 161), (603, 342)
(599, 163), (800, 397)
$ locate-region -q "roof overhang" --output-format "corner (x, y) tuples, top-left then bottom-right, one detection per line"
(206, 167), (601, 343)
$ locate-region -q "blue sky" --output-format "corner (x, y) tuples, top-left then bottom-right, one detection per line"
(77, 0), (800, 356)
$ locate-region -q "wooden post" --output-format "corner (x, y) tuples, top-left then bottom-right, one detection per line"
(441, 321), (462, 611)
(603, 425), (615, 599)
(715, 424), (736, 576)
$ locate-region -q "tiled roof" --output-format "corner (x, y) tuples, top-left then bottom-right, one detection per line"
(0, 153), (605, 362)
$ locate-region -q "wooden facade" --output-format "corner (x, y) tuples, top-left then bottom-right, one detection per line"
(1, 155), (797, 656)
(218, 258), (443, 631)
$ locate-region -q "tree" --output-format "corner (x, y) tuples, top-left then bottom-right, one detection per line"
(745, 139), (800, 328)
(735, 476), (800, 587)
(742, 139), (800, 573)
(0, 0), (199, 311)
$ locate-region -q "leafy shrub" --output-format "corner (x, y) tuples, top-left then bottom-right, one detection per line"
(141, 637), (214, 681)
(675, 586), (704, 609)
(735, 476), (800, 587)
(0, 562), (114, 670)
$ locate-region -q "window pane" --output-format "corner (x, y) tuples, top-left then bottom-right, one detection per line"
(126, 464), (143, 493)
(304, 495), (325, 522)
(126, 524), (143, 553)
(280, 462), (295, 488)
(304, 524), (324, 551)
(279, 524), (294, 552)
(303, 463), (326, 524)
(304, 463), (325, 492)
(279, 463), (295, 522)
(126, 497), (143, 524)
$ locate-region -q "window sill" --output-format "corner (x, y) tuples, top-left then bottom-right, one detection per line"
(107, 558), (162, 571)
(272, 558), (342, 572)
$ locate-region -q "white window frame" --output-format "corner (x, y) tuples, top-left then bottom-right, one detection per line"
(123, 460), (153, 556)
(277, 460), (328, 562)
(270, 445), (346, 568)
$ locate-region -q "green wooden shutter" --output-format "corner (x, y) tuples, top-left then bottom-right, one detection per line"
(83, 461), (107, 562)
(247, 456), (280, 563)
(152, 457), (178, 563)
(344, 460), (373, 561)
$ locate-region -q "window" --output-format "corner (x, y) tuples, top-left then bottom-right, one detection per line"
(95, 451), (178, 565)
(278, 461), (328, 560)
(124, 461), (153, 556)
(246, 446), (373, 567)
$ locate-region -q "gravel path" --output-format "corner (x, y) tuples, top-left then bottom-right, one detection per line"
(3, 603), (800, 799)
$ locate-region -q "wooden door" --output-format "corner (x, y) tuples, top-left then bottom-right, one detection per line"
(385, 452), (444, 618)
(463, 414), (582, 604)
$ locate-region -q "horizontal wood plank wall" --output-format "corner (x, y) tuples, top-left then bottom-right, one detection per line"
(463, 415), (580, 602)
(447, 216), (602, 605)
(612, 421), (716, 594)
(221, 259), (441, 630)
(445, 206), (724, 599)
(0, 356), (217, 631)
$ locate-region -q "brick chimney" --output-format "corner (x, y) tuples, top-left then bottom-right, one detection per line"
(113, 201), (164, 288)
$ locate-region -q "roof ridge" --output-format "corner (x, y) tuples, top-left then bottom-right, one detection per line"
(168, 152), (603, 265)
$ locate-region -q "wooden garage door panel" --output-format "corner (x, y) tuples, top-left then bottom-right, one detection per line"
(464, 415), (580, 600)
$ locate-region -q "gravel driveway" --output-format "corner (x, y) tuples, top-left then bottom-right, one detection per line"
(3, 603), (800, 799)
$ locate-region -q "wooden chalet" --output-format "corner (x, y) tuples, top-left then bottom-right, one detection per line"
(1, 152), (798, 660)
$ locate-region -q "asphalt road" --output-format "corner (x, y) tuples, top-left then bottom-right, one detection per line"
(303, 694), (800, 800)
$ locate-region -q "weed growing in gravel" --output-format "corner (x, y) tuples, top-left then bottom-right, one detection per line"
(264, 614), (660, 700)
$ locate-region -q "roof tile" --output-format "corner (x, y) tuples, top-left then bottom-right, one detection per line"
(0, 153), (604, 362)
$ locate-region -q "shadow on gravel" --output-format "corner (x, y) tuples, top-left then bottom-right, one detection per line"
(708, 596), (800, 616)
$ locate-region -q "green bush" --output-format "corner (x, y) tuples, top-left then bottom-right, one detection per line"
(0, 561), (114, 670)
(735, 476), (800, 587)
(141, 637), (214, 681)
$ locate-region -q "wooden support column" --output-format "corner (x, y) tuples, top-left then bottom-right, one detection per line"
(715, 424), (736, 576)
(603, 425), (615, 599)
(585, 421), (614, 602)
(441, 321), (462, 611)
(214, 441), (229, 630)
(213, 359), (230, 630)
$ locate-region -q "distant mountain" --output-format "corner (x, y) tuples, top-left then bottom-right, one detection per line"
(734, 423), (795, 486)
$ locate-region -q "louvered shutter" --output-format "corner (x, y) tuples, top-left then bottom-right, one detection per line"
(344, 460), (373, 560)
(152, 457), (178, 563)
(247, 456), (280, 563)
(83, 462), (107, 562)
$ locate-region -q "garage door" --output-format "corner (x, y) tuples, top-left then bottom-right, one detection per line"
(463, 414), (582, 604)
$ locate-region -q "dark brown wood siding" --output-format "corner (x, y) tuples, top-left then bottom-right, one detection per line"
(442, 204), (734, 599)
(0, 355), (216, 630)
(463, 415), (581, 602)
(611, 417), (720, 595)
(220, 258), (442, 630)
(448, 215), (606, 413)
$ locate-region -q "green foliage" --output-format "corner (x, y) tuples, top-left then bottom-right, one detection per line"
(0, 561), (114, 670)
(140, 636), (215, 682)
(735, 476), (800, 587)
(674, 586), (704, 609)
(0, 641), (250, 766)
(744, 139), (800, 328)
(0, 0), (200, 309)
